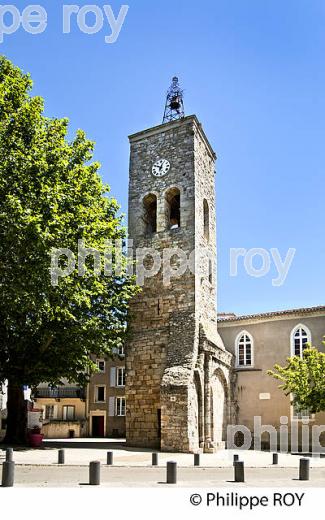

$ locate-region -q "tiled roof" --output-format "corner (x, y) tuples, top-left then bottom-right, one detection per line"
(217, 305), (325, 323)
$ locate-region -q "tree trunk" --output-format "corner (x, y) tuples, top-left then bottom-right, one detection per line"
(2, 380), (28, 445)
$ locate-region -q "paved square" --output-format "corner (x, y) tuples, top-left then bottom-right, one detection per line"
(1, 439), (325, 487)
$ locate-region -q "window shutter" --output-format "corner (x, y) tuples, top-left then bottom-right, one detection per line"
(110, 367), (116, 387)
(53, 405), (58, 419)
(108, 397), (115, 417)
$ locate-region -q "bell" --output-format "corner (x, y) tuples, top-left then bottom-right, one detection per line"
(170, 95), (181, 110)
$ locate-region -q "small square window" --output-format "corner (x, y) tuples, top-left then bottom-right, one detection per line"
(95, 386), (106, 403)
(96, 359), (105, 373)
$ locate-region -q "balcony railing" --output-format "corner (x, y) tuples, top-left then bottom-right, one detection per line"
(33, 387), (86, 399)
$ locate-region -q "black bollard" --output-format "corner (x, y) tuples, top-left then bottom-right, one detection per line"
(89, 461), (101, 485)
(234, 460), (245, 482)
(1, 461), (15, 487)
(166, 461), (177, 484)
(58, 449), (65, 465)
(233, 454), (239, 465)
(299, 458), (310, 481)
(6, 448), (13, 462)
(194, 453), (200, 466)
(152, 453), (158, 466)
(106, 451), (113, 466)
(272, 453), (278, 465)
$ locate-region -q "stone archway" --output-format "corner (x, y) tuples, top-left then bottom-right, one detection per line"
(210, 368), (229, 447)
(194, 370), (204, 448)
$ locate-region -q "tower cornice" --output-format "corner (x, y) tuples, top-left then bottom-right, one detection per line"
(128, 115), (216, 161)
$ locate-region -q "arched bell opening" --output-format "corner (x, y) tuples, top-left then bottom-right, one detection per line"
(143, 193), (157, 235)
(165, 187), (181, 230)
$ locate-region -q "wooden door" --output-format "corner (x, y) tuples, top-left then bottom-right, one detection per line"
(92, 416), (105, 437)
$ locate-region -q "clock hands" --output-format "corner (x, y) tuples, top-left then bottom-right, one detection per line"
(152, 159), (170, 177)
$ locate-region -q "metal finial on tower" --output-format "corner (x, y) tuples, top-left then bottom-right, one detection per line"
(162, 76), (185, 124)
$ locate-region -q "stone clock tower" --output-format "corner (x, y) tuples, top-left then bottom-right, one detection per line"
(126, 108), (233, 452)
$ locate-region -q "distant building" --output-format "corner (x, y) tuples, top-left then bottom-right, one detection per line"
(33, 382), (87, 438)
(87, 346), (126, 437)
(218, 306), (325, 448)
(30, 344), (126, 439)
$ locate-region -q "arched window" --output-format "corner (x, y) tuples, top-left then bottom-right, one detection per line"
(143, 194), (157, 235)
(165, 187), (180, 230)
(236, 331), (253, 367)
(290, 325), (311, 357)
(203, 199), (209, 242)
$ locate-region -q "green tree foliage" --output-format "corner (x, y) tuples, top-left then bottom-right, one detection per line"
(0, 56), (138, 443)
(267, 342), (325, 414)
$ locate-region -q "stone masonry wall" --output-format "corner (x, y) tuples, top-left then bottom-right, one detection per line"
(126, 116), (227, 451)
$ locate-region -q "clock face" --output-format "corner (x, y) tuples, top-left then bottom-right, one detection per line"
(152, 159), (170, 178)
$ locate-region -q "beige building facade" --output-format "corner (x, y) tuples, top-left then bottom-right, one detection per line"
(33, 384), (87, 438)
(34, 347), (126, 439)
(218, 307), (325, 448)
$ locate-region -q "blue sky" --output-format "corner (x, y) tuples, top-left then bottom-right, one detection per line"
(2, 0), (325, 315)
